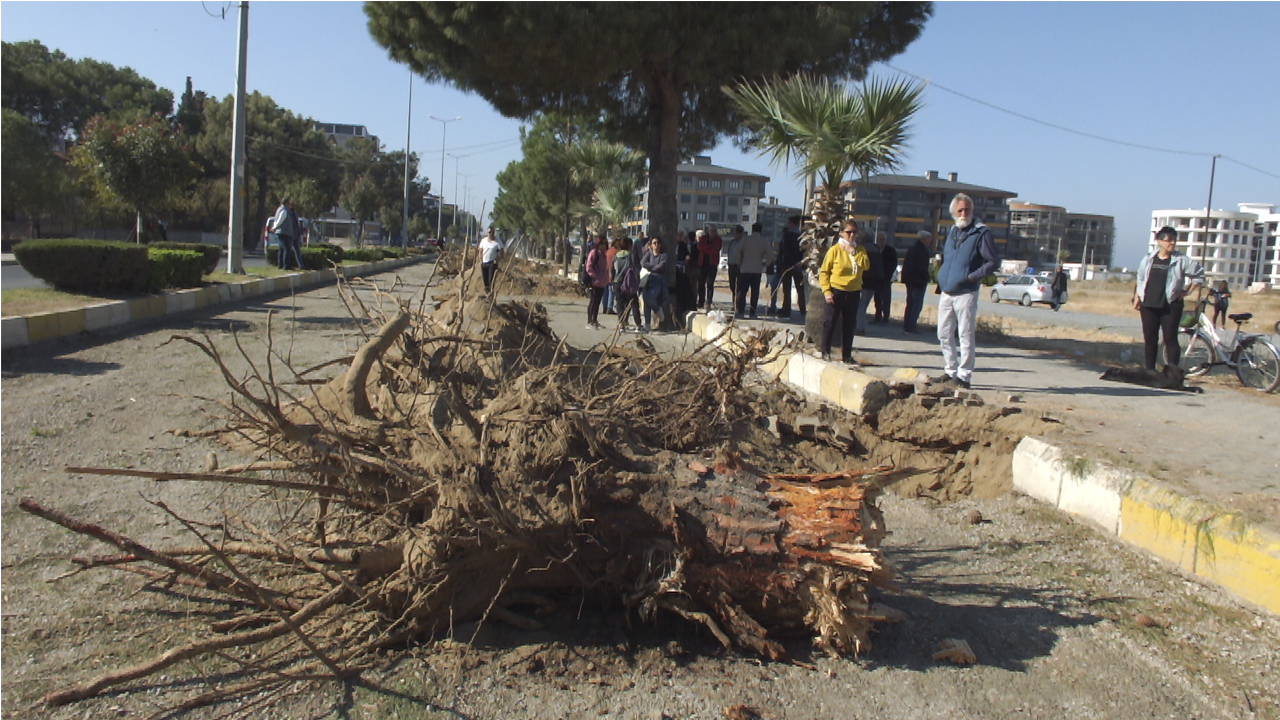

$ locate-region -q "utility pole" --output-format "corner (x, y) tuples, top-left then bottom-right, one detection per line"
(401, 71), (412, 250)
(1198, 155), (1219, 282)
(430, 115), (460, 243)
(225, 0), (249, 273)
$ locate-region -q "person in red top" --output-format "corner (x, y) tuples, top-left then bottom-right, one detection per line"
(584, 234), (611, 329)
(696, 227), (723, 308)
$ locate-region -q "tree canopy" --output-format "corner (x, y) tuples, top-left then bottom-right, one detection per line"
(365, 2), (931, 247)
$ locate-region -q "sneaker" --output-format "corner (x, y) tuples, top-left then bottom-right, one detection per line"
(777, 311), (791, 320)
(765, 307), (777, 317)
(749, 313), (758, 319)
(820, 352), (832, 362)
(842, 357), (860, 368)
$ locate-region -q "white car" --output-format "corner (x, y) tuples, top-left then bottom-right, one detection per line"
(989, 275), (1066, 310)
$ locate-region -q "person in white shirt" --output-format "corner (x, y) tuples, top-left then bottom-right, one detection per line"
(478, 227), (504, 294)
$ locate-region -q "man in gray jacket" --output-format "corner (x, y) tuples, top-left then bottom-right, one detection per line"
(935, 194), (999, 389)
(271, 197), (302, 270)
(731, 222), (774, 319)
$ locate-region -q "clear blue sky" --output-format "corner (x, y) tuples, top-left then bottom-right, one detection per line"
(3, 2), (1277, 268)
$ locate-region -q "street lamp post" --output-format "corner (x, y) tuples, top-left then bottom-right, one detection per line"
(429, 115), (461, 242)
(458, 173), (471, 243)
(401, 71), (413, 250)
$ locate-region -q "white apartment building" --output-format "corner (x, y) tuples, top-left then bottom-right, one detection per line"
(626, 156), (768, 238)
(1150, 204), (1279, 288)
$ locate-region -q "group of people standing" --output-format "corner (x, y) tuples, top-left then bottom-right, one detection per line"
(816, 193), (998, 390)
(583, 232), (669, 332)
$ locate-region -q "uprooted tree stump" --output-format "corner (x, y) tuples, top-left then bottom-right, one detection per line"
(22, 268), (906, 711)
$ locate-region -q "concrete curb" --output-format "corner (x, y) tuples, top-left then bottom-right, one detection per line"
(1013, 436), (1280, 614)
(1, 256), (422, 350)
(685, 310), (888, 416)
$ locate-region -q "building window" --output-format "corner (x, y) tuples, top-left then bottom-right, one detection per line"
(742, 198), (751, 206)
(696, 212), (707, 221)
(679, 211), (690, 220)
(711, 212), (722, 221)
(680, 193), (692, 204)
(744, 182), (752, 190)
(711, 179), (722, 189)
(729, 180), (740, 190)
(728, 197), (739, 206)
(680, 177), (692, 187)
(710, 197), (721, 206)
(696, 195), (708, 205)
(698, 179), (708, 188)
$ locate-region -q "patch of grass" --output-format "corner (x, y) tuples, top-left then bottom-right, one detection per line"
(1, 287), (108, 317)
(30, 427), (55, 438)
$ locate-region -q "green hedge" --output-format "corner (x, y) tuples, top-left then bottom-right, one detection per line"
(147, 249), (206, 291)
(14, 238), (150, 293)
(149, 241), (221, 274)
(266, 243), (345, 271)
(342, 247), (384, 263)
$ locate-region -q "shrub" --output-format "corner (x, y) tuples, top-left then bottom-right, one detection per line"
(301, 243), (343, 270)
(147, 248), (205, 291)
(13, 238), (149, 293)
(149, 242), (222, 274)
(381, 246), (406, 259)
(342, 247), (384, 263)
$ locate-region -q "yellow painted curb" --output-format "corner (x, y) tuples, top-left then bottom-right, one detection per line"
(1121, 477), (1280, 614)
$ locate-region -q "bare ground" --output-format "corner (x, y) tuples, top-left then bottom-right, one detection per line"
(3, 264), (1277, 719)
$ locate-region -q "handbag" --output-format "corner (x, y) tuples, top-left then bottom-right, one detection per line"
(639, 267), (652, 288)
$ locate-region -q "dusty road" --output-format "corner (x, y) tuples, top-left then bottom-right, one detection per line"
(2, 261), (1277, 719)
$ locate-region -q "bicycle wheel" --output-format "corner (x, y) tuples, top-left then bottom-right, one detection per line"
(1234, 337), (1280, 392)
(1179, 332), (1214, 377)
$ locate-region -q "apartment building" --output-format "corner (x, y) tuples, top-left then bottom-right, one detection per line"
(757, 198), (804, 245)
(1009, 202), (1115, 269)
(1151, 203), (1279, 288)
(315, 122), (378, 149)
(627, 156), (769, 238)
(836, 171), (1017, 257)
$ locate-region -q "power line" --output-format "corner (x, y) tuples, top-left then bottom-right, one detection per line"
(884, 63), (1280, 181)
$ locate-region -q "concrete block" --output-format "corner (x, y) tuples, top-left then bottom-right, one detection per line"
(759, 348), (793, 378)
(1056, 454), (1129, 536)
(1012, 436), (1064, 507)
(1118, 476), (1206, 575)
(84, 301), (130, 331)
(789, 353), (826, 395)
(127, 296), (165, 322)
(2, 316), (29, 349)
(892, 367), (926, 382)
(24, 312), (61, 343)
(833, 368), (889, 416)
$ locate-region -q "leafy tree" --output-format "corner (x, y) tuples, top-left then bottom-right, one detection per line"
(2, 108), (70, 238)
(492, 113), (596, 261)
(2, 40), (172, 144)
(71, 112), (198, 241)
(365, 2), (930, 261)
(195, 92), (338, 249)
(174, 77), (206, 136)
(725, 74), (923, 266)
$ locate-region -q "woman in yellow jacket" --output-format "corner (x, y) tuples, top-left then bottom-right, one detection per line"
(818, 220), (871, 364)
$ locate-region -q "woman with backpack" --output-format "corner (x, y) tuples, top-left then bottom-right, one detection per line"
(584, 234), (611, 329)
(612, 237), (643, 332)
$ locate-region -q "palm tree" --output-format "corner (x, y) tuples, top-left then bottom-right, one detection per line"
(560, 138), (645, 237)
(724, 74), (924, 268)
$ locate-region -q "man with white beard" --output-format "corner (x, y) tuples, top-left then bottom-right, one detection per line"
(934, 193), (1000, 389)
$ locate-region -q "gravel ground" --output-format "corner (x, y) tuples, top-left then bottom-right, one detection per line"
(3, 263), (1277, 719)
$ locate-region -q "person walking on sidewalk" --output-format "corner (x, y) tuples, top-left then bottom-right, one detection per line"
(818, 220), (870, 365)
(584, 234), (610, 329)
(731, 223), (773, 319)
(935, 193), (1000, 389)
(477, 227), (504, 295)
(725, 225), (744, 304)
(854, 231), (885, 335)
(873, 233), (898, 324)
(901, 230), (934, 333)
(640, 236), (669, 332)
(696, 227), (723, 309)
(270, 197), (303, 270)
(1134, 226), (1204, 370)
(768, 215), (806, 319)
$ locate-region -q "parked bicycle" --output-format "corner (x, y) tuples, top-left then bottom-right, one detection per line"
(1179, 297), (1280, 392)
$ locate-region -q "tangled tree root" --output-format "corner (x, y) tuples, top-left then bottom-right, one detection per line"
(22, 271), (906, 712)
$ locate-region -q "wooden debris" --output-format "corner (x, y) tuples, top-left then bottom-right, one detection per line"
(933, 638), (977, 665)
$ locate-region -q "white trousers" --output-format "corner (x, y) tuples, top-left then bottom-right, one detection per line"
(937, 290), (979, 382)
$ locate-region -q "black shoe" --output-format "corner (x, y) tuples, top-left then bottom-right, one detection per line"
(842, 357), (860, 367)
(777, 311), (791, 320)
(820, 352), (832, 362)
(765, 307), (777, 317)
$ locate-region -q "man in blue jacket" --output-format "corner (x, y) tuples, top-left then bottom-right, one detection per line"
(936, 194), (1000, 389)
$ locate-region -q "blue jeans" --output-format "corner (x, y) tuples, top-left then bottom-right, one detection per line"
(904, 285), (927, 332)
(277, 234), (302, 269)
(643, 276), (668, 328)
